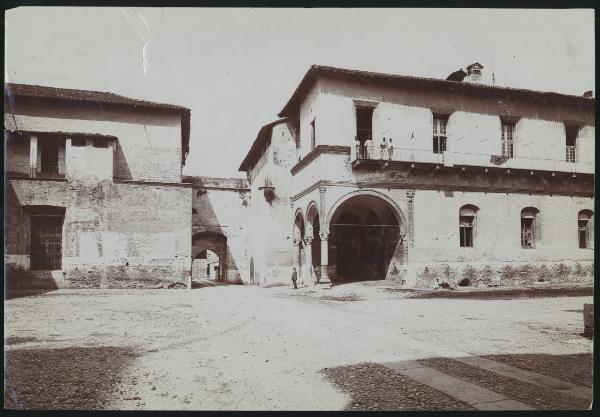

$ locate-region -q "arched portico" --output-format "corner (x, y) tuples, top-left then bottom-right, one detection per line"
(324, 190), (407, 282)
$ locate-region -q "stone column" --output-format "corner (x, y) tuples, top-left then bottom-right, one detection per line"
(406, 189), (415, 248)
(319, 231), (330, 283)
(292, 236), (301, 280)
(29, 136), (37, 178)
(303, 235), (313, 286)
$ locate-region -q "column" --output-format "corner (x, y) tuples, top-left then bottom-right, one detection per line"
(303, 235), (313, 286)
(292, 235), (301, 281)
(319, 231), (330, 283)
(29, 136), (37, 178)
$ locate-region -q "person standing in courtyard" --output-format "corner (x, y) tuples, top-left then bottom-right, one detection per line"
(291, 267), (298, 289)
(388, 138), (394, 160)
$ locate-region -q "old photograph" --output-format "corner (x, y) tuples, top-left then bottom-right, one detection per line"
(3, 6), (594, 411)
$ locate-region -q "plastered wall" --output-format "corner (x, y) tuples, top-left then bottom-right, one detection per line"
(6, 180), (192, 288)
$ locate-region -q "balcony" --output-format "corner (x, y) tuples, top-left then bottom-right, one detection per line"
(353, 145), (594, 175)
(6, 161), (65, 179)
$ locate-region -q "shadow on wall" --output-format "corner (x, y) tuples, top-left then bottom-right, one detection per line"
(5, 266), (60, 298)
(113, 140), (133, 180)
(4, 346), (138, 410)
(320, 352), (592, 411)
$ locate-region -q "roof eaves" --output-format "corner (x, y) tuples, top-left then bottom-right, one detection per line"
(238, 118), (290, 172)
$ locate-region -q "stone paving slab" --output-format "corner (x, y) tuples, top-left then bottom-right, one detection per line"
(418, 357), (591, 410)
(381, 360), (534, 410)
(453, 355), (592, 401)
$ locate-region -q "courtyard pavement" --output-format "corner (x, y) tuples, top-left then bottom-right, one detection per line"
(3, 281), (593, 410)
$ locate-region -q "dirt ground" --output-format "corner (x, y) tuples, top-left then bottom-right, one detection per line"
(4, 281), (593, 410)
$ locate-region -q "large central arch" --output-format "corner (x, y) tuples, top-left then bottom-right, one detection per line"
(327, 192), (405, 282)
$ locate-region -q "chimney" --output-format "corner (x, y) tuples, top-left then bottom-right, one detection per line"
(463, 62), (484, 84)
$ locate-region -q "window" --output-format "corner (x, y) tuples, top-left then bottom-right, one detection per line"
(93, 138), (109, 148)
(356, 106), (374, 142)
(38, 137), (61, 177)
(501, 121), (515, 158)
(30, 215), (63, 270)
(433, 116), (448, 154)
(565, 125), (578, 163)
(71, 137), (86, 147)
(459, 205), (478, 247)
(310, 119), (316, 150)
(521, 207), (540, 248)
(578, 210), (594, 249)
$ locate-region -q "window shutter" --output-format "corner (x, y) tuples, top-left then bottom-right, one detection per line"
(535, 214), (541, 243)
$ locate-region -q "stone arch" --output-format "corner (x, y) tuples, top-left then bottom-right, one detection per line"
(325, 189), (407, 235)
(305, 201), (321, 273)
(192, 231), (228, 282)
(293, 208), (305, 240)
(326, 190), (406, 282)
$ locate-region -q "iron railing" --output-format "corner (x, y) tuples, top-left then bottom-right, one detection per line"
(5, 161), (65, 179)
(354, 144), (592, 174)
(566, 146), (576, 163)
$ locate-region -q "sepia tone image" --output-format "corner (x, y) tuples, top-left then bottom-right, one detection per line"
(3, 7), (594, 411)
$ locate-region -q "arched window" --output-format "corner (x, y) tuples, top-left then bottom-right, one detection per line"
(459, 205), (479, 247)
(578, 210), (594, 249)
(521, 207), (540, 248)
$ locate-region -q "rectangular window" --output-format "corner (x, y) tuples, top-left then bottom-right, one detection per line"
(93, 138), (109, 148)
(356, 106), (374, 142)
(501, 122), (515, 158)
(433, 116), (448, 154)
(30, 215), (63, 270)
(459, 216), (474, 247)
(38, 137), (62, 178)
(565, 125), (578, 163)
(310, 119), (316, 150)
(579, 220), (590, 249)
(71, 137), (86, 147)
(521, 218), (535, 248)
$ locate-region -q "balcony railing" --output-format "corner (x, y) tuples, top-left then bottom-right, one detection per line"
(6, 161), (65, 179)
(354, 145), (593, 174)
(566, 146), (576, 163)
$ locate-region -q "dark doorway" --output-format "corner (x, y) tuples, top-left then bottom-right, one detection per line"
(329, 195), (401, 281)
(39, 137), (60, 177)
(30, 215), (63, 270)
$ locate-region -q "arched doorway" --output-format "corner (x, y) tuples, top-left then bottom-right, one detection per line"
(293, 211), (306, 279)
(306, 203), (321, 276)
(192, 232), (227, 283)
(192, 249), (221, 281)
(328, 194), (403, 281)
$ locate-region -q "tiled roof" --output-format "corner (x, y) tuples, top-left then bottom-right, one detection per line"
(238, 118), (290, 172)
(278, 65), (595, 117)
(4, 83), (191, 163)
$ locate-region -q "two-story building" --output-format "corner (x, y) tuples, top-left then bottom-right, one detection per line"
(4, 83), (192, 288)
(240, 64), (595, 287)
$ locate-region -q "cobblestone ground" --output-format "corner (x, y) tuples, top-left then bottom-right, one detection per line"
(321, 363), (476, 411)
(3, 282), (594, 410)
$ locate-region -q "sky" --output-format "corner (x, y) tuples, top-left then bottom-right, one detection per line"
(5, 8), (595, 178)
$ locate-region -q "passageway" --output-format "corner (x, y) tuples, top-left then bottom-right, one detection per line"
(329, 195), (402, 281)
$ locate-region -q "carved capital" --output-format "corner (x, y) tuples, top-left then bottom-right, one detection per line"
(293, 237), (302, 246)
(406, 189), (415, 199)
(319, 231), (329, 241)
(319, 186), (327, 194)
(304, 236), (314, 246)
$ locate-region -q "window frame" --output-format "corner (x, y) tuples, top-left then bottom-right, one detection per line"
(501, 121), (515, 159)
(432, 115), (448, 154)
